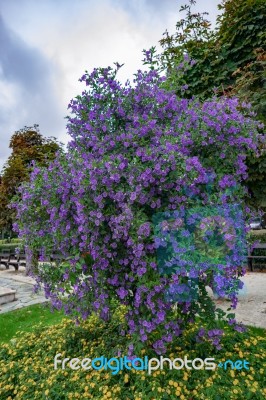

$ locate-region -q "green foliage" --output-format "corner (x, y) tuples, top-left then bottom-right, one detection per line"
(0, 238), (21, 244)
(0, 243), (21, 252)
(245, 142), (266, 209)
(231, 48), (266, 124)
(160, 0), (266, 100)
(217, 0), (266, 69)
(160, 0), (216, 98)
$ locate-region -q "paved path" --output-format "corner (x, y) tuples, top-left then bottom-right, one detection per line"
(0, 267), (46, 313)
(0, 267), (265, 329)
(209, 272), (266, 328)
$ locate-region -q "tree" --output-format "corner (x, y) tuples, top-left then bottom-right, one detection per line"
(0, 125), (61, 236)
(160, 0), (266, 100)
(159, 0), (266, 210)
(13, 59), (260, 353)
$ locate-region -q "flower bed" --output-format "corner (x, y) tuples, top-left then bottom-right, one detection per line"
(0, 308), (265, 400)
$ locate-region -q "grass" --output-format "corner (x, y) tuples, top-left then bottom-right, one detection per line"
(246, 325), (266, 336)
(0, 302), (66, 344)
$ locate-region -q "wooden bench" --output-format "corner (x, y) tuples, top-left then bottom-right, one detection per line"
(8, 253), (20, 271)
(0, 250), (11, 269)
(248, 243), (266, 271)
(0, 249), (66, 270)
(0, 250), (27, 271)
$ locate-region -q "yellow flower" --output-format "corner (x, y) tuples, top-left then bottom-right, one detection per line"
(124, 374), (129, 383)
(233, 379), (239, 385)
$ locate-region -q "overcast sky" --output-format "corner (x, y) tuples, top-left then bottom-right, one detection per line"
(0, 0), (220, 170)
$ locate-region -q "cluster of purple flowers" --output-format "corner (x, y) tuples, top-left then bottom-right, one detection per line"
(197, 328), (224, 350)
(13, 60), (260, 353)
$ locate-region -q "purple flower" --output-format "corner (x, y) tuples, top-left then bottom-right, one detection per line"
(234, 324), (246, 333)
(137, 222), (151, 237)
(116, 287), (128, 300)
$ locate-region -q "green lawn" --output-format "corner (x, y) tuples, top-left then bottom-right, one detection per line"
(0, 302), (67, 343)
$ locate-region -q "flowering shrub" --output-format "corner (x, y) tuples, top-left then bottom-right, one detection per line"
(13, 54), (261, 354)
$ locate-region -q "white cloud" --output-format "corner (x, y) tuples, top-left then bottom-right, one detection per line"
(0, 0), (220, 170)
